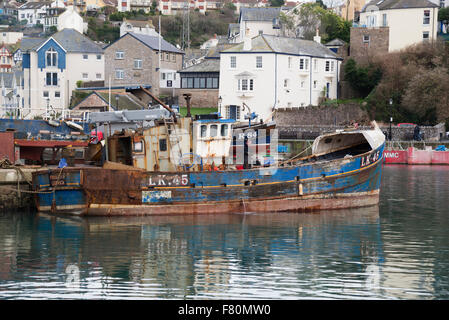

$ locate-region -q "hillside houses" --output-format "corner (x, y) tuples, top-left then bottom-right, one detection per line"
(350, 0), (439, 61)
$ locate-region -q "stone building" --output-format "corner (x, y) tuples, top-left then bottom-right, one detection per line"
(349, 27), (389, 62)
(104, 32), (184, 97)
(178, 58), (220, 109)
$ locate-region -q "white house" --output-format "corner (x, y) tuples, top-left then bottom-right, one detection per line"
(219, 34), (342, 122)
(358, 0), (439, 52)
(119, 19), (159, 37)
(22, 29), (104, 119)
(118, 0), (153, 12)
(235, 7), (282, 43)
(0, 31), (23, 45)
(57, 6), (88, 34)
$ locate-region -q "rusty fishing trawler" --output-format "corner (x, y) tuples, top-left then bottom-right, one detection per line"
(31, 90), (386, 216)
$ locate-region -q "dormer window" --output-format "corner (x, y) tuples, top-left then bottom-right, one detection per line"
(46, 48), (57, 67)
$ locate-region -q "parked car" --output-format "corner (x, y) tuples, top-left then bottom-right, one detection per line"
(397, 123), (416, 127)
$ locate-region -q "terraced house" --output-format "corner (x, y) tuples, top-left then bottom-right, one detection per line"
(22, 29), (104, 119)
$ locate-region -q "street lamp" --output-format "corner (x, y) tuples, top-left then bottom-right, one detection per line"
(389, 98), (393, 141)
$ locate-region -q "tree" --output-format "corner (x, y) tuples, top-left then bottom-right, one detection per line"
(269, 0), (285, 7)
(293, 2), (350, 42)
(344, 58), (382, 97)
(438, 7), (449, 32)
(401, 67), (449, 125)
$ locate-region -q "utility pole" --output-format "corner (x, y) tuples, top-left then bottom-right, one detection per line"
(181, 1), (190, 51)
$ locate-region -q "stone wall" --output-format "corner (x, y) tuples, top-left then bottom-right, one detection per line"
(177, 89), (219, 108)
(275, 104), (371, 127)
(0, 168), (36, 210)
(277, 123), (446, 142)
(0, 183), (33, 210)
(349, 27), (389, 63)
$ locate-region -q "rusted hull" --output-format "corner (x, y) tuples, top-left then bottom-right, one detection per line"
(32, 141), (384, 216)
(80, 190), (380, 216)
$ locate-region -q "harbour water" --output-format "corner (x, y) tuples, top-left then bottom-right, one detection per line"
(0, 165), (448, 299)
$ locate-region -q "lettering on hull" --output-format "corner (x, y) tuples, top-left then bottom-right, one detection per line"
(147, 174), (189, 187)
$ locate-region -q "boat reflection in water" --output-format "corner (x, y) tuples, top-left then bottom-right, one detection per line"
(0, 207), (385, 299)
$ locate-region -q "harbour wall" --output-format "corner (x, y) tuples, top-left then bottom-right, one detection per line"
(0, 168), (38, 211)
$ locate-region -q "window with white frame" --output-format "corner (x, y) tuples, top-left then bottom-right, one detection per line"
(363, 35), (370, 44)
(115, 69), (124, 79)
(82, 73), (88, 79)
(46, 48), (57, 67)
(366, 15), (376, 27)
(284, 79), (289, 88)
(313, 80), (318, 89)
(55, 91), (60, 98)
(134, 59), (142, 69)
(330, 61), (335, 72)
(325, 61), (330, 72)
(96, 73), (102, 79)
(423, 31), (430, 41)
(238, 78), (254, 92)
(256, 56), (262, 68)
(382, 13), (387, 27)
(96, 54), (101, 60)
(230, 56), (236, 68)
(313, 59), (317, 71)
(423, 10), (430, 25)
(46, 72), (58, 86)
(226, 106), (241, 120)
(115, 51), (124, 59)
(83, 54), (88, 60)
(288, 57), (292, 68)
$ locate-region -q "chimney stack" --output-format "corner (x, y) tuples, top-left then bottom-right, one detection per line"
(243, 28), (252, 51)
(183, 93), (192, 118)
(313, 28), (321, 44)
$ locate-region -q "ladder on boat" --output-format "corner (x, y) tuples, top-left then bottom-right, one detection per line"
(163, 117), (184, 171)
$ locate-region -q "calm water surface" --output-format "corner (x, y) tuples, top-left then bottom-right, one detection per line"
(1, 165), (449, 299)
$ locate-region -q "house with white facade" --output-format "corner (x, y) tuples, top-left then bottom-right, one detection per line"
(120, 19), (159, 37)
(351, 0), (439, 58)
(0, 31), (23, 45)
(22, 28), (104, 119)
(233, 7), (282, 43)
(57, 6), (88, 33)
(219, 34), (342, 122)
(118, 0), (153, 12)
